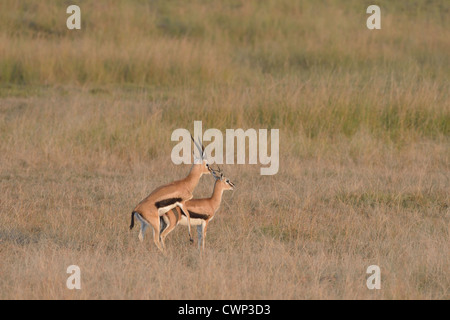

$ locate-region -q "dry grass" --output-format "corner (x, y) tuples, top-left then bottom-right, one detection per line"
(0, 0), (449, 299)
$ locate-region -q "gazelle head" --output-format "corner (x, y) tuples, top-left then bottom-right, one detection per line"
(212, 166), (235, 190)
(191, 134), (213, 175)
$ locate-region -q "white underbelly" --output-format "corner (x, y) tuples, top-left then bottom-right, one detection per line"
(178, 216), (204, 226)
(158, 202), (180, 216)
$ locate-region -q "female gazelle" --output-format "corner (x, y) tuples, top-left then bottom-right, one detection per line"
(129, 136), (212, 252)
(160, 168), (235, 250)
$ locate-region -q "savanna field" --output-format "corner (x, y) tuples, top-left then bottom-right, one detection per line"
(0, 0), (449, 299)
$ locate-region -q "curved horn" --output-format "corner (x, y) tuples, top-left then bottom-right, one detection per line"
(211, 168), (220, 180)
(198, 137), (205, 156)
(191, 134), (204, 159)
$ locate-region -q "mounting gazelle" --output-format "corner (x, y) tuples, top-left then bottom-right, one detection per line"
(160, 167), (235, 250)
(129, 135), (212, 252)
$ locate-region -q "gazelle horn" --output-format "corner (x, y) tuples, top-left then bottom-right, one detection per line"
(191, 134), (205, 158)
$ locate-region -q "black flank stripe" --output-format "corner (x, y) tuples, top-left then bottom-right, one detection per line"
(181, 210), (209, 220)
(155, 197), (182, 209)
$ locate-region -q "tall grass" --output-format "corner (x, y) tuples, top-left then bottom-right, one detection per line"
(1, 0), (449, 85)
(0, 0), (449, 299)
(0, 0), (448, 141)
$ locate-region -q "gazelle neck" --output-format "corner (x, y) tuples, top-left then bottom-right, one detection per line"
(210, 181), (225, 210)
(185, 163), (204, 193)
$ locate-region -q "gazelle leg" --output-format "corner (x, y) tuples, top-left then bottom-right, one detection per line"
(147, 214), (164, 253)
(160, 216), (169, 249)
(139, 222), (147, 242)
(202, 221), (208, 251)
(134, 212), (148, 242)
(160, 216), (167, 234)
(197, 225), (203, 250)
(178, 202), (194, 243)
(160, 209), (179, 248)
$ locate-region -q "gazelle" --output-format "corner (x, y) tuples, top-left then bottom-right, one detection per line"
(160, 168), (235, 250)
(129, 136), (212, 252)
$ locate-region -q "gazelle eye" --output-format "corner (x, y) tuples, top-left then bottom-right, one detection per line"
(226, 179), (230, 183)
